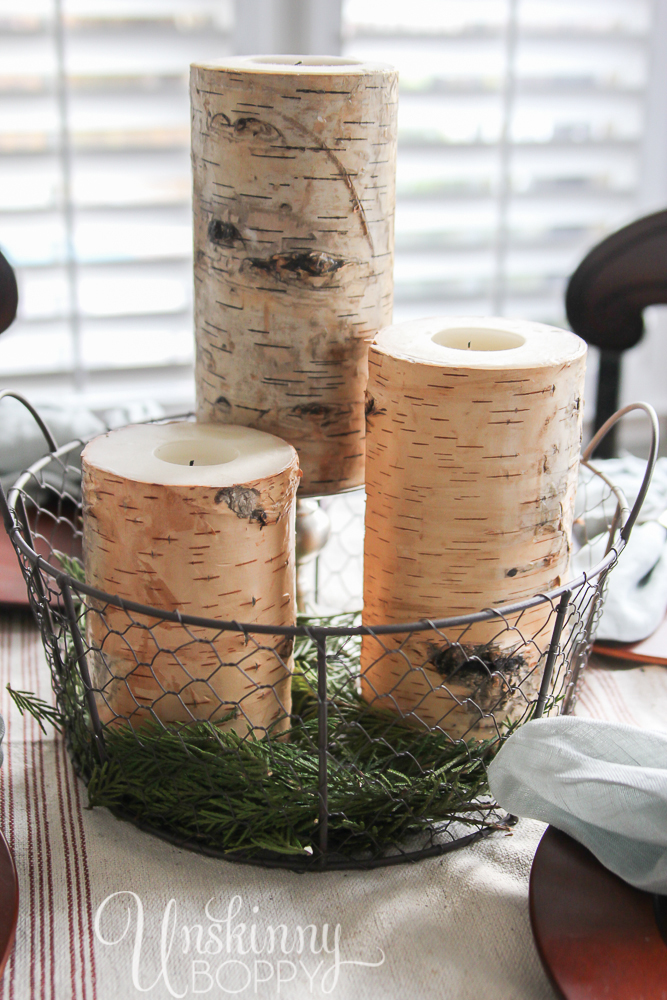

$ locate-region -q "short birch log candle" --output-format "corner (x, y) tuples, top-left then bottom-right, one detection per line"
(81, 422), (300, 735)
(361, 316), (587, 738)
(190, 55), (398, 496)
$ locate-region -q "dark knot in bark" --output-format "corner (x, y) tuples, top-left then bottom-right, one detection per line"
(208, 219), (244, 248)
(215, 486), (267, 527)
(245, 250), (349, 285)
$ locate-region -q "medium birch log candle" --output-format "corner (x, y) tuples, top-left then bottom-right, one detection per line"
(361, 316), (587, 738)
(81, 422), (300, 736)
(190, 55), (398, 496)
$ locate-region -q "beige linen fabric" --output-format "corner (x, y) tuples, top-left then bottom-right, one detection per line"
(1, 612), (665, 1000)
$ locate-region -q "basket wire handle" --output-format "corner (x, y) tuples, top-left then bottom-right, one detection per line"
(0, 390), (61, 634)
(581, 401), (659, 544)
(560, 402), (660, 716)
(0, 390), (58, 535)
(0, 390), (109, 762)
(0, 389), (108, 763)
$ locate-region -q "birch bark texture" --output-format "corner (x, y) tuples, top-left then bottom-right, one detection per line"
(361, 317), (587, 738)
(81, 422), (300, 736)
(191, 55), (398, 496)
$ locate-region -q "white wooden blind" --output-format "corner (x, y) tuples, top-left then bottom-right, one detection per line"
(342, 0), (654, 333)
(0, 0), (233, 409)
(1, 0), (665, 418)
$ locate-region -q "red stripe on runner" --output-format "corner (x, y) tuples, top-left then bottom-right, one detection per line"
(72, 770), (98, 1000)
(61, 746), (89, 1000)
(20, 622), (38, 1000)
(576, 672), (609, 720)
(36, 739), (56, 1000)
(598, 671), (640, 726)
(26, 620), (56, 1000)
(0, 616), (17, 1000)
(26, 626), (48, 1000)
(579, 669), (634, 725)
(576, 688), (607, 719)
(54, 736), (79, 1000)
(7, 620), (16, 1000)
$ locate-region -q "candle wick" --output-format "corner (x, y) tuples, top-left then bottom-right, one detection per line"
(189, 460), (194, 466)
(468, 341), (471, 349)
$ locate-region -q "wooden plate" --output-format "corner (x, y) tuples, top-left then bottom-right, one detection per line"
(0, 829), (19, 978)
(529, 826), (667, 1000)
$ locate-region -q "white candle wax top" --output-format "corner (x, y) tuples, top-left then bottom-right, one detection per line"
(247, 55), (363, 68)
(82, 421), (297, 487)
(153, 439), (239, 468)
(431, 327), (526, 352)
(192, 55), (394, 76)
(374, 316), (587, 370)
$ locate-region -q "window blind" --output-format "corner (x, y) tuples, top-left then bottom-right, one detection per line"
(0, 0), (233, 409)
(0, 0), (663, 418)
(342, 0), (653, 339)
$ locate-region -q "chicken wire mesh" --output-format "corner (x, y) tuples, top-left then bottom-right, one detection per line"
(0, 392), (657, 871)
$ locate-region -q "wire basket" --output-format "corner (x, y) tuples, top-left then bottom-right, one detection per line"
(0, 391), (658, 871)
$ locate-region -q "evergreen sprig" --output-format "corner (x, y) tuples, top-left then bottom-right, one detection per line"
(6, 684), (64, 734)
(17, 554), (503, 860)
(53, 549), (86, 584)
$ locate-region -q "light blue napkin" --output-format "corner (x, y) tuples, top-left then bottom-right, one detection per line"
(488, 716), (667, 893)
(574, 456), (667, 642)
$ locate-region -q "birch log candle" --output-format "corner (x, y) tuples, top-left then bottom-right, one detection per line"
(361, 316), (587, 738)
(81, 421), (300, 736)
(190, 55), (398, 496)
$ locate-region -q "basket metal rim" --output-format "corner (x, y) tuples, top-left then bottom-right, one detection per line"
(0, 394), (659, 871)
(6, 436), (626, 637)
(107, 807), (505, 871)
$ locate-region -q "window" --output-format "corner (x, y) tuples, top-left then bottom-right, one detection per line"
(0, 0), (233, 409)
(342, 0), (667, 421)
(1, 0), (666, 422)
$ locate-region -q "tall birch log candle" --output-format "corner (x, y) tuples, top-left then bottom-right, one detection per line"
(361, 316), (587, 738)
(81, 422), (300, 735)
(190, 55), (398, 496)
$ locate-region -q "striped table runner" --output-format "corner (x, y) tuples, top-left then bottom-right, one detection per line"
(0, 612), (96, 1000)
(0, 610), (665, 1000)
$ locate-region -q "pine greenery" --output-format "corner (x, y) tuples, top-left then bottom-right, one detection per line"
(10, 556), (503, 861)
